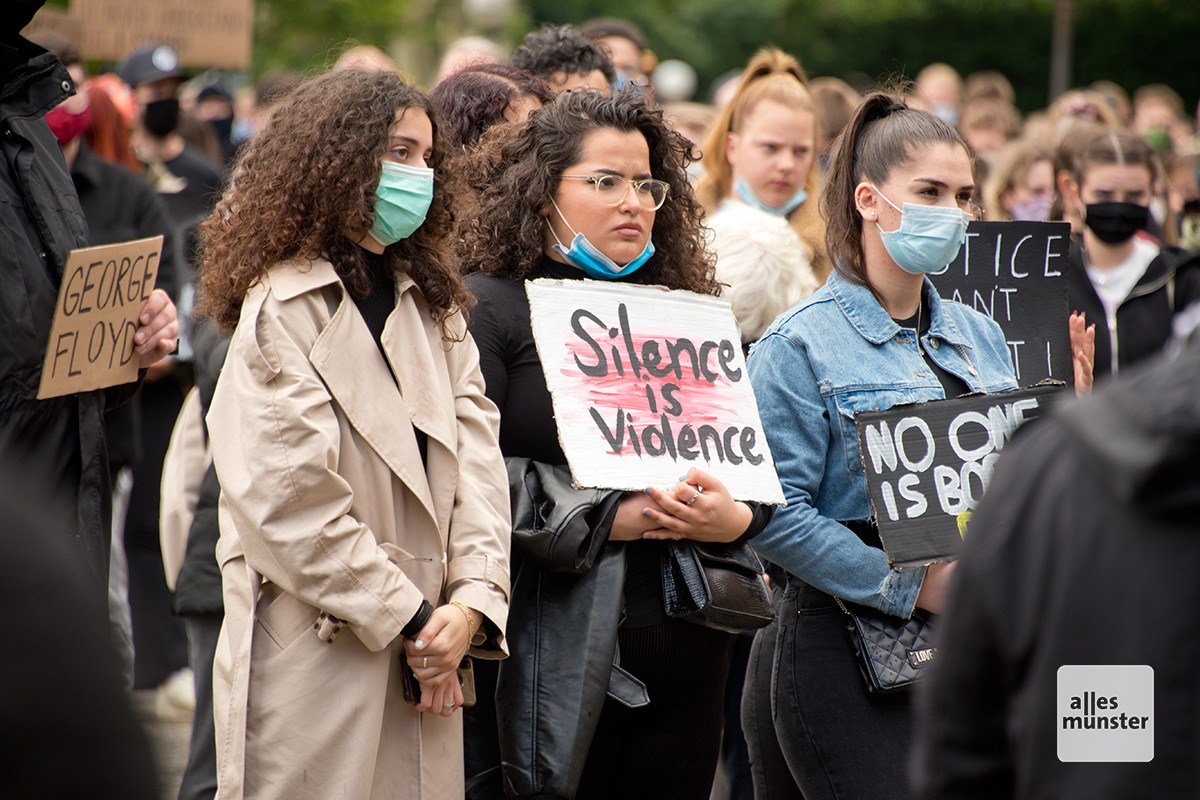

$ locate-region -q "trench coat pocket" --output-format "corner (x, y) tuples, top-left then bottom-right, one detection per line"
(255, 582), (319, 653)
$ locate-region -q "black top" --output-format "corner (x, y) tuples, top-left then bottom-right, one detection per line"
(893, 293), (971, 399)
(352, 250), (427, 465)
(1066, 239), (1200, 380)
(467, 256), (771, 628)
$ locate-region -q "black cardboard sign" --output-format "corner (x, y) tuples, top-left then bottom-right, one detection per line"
(931, 221), (1072, 387)
(855, 384), (1064, 568)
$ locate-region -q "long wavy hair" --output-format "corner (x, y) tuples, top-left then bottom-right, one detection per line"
(196, 69), (469, 333)
(696, 48), (829, 281)
(456, 89), (718, 295)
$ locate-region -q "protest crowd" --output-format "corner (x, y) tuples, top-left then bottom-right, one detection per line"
(4, 1), (1200, 798)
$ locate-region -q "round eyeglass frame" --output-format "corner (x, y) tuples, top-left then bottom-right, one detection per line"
(561, 174), (670, 210)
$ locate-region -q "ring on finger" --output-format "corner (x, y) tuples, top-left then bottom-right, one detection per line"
(685, 486), (703, 506)
(422, 656), (428, 668)
(443, 702), (456, 710)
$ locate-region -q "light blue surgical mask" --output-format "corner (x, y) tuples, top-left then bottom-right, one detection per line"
(873, 187), (971, 275)
(370, 161), (434, 246)
(734, 177), (807, 217)
(547, 200), (655, 280)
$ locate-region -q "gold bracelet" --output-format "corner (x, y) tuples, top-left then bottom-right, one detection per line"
(450, 601), (478, 642)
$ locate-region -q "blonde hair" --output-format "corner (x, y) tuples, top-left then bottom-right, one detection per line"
(983, 139), (1052, 221)
(696, 48), (828, 280)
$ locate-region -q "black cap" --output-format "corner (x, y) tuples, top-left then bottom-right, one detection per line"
(117, 43), (185, 87)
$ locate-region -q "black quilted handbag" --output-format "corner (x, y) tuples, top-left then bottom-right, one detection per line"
(836, 598), (937, 695)
(662, 541), (773, 634)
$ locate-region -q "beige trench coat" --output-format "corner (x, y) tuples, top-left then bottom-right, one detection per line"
(207, 259), (511, 800)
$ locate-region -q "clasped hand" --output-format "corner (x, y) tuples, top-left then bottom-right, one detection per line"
(402, 604), (471, 717)
(609, 467), (752, 544)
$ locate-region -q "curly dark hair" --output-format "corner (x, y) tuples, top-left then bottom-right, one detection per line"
(196, 69), (469, 333)
(429, 64), (553, 150)
(456, 89), (718, 295)
(511, 24), (617, 86)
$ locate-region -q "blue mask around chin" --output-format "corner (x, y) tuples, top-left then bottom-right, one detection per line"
(734, 177), (807, 217)
(547, 200), (655, 280)
(873, 186), (971, 275)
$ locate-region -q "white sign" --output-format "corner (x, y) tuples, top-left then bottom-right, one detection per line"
(526, 279), (784, 504)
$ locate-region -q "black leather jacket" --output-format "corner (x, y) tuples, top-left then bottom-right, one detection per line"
(496, 458), (646, 799)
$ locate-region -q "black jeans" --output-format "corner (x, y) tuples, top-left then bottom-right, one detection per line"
(576, 619), (730, 800)
(743, 616), (804, 800)
(771, 579), (914, 800)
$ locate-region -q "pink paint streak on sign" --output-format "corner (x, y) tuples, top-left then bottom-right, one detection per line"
(527, 279), (784, 504)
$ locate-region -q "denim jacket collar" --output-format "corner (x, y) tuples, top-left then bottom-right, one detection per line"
(826, 269), (974, 350)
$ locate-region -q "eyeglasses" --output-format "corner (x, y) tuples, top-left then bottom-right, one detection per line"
(561, 174), (670, 210)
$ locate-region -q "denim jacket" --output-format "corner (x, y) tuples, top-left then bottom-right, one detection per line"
(747, 270), (1017, 617)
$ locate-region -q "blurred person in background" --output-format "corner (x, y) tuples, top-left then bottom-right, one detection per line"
(1062, 130), (1200, 381)
(810, 76), (860, 175)
(962, 70), (1015, 108)
(662, 100), (717, 182)
(430, 62), (552, 150)
(697, 46), (826, 336)
(958, 99), (1021, 164)
(914, 62), (963, 126)
(194, 84), (238, 166)
(983, 139), (1056, 222)
(333, 43), (400, 73)
(1132, 83), (1193, 153)
(1089, 79), (1133, 127)
(579, 17), (654, 95)
(117, 40), (225, 709)
(436, 35), (504, 83)
(511, 24), (615, 93)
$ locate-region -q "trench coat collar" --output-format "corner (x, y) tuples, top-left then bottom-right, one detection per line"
(270, 259), (456, 532)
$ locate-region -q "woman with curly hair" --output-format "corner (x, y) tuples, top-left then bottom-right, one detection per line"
(456, 89), (773, 800)
(429, 63), (552, 151)
(196, 68), (512, 800)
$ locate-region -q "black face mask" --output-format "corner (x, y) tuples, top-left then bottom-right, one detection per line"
(207, 115), (234, 146)
(1084, 201), (1149, 245)
(142, 97), (180, 138)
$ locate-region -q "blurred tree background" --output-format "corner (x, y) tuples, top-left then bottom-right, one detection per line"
(46, 0), (1200, 112)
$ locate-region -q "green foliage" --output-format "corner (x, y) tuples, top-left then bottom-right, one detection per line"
(527, 0), (1200, 113)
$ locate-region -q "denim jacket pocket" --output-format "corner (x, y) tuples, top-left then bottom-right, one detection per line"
(830, 388), (919, 477)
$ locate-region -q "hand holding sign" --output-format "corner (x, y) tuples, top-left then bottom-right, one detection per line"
(37, 236), (174, 399)
(134, 288), (180, 368)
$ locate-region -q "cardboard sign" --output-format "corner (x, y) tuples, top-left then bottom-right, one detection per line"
(931, 221), (1072, 386)
(38, 236), (162, 400)
(526, 279), (785, 504)
(855, 384), (1063, 568)
(70, 0), (254, 70)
